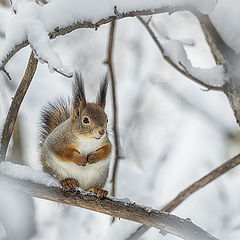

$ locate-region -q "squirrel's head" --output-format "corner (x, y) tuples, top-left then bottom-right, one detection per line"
(71, 73), (108, 140)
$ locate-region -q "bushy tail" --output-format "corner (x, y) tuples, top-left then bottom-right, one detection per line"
(39, 97), (70, 145)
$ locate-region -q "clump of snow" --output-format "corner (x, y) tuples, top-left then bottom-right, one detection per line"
(0, 0), (216, 72)
(145, 206), (153, 213)
(2, 1), (72, 77)
(0, 161), (60, 187)
(116, 0), (216, 15)
(162, 40), (227, 87)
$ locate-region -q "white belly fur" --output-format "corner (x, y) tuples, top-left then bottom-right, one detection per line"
(48, 137), (110, 190)
(50, 154), (110, 190)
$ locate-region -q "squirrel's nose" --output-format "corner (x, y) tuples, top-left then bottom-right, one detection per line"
(98, 129), (105, 136)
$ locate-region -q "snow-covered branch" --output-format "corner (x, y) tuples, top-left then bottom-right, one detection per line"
(0, 0), (216, 74)
(137, 16), (226, 90)
(0, 162), (217, 240)
(127, 153), (240, 240)
(194, 12), (240, 125)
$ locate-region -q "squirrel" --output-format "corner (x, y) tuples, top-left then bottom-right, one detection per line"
(39, 73), (112, 197)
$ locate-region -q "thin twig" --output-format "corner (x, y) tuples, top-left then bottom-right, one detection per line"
(137, 16), (223, 91)
(0, 5), (206, 72)
(2, 67), (11, 80)
(0, 51), (38, 161)
(0, 172), (218, 240)
(32, 49), (72, 78)
(104, 21), (120, 198)
(126, 153), (240, 240)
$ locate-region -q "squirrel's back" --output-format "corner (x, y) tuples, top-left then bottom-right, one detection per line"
(39, 97), (70, 146)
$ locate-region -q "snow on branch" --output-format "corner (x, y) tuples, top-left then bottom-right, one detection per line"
(0, 161), (218, 240)
(0, 161), (59, 187)
(0, 0), (217, 74)
(164, 40), (226, 89)
(127, 153), (240, 240)
(138, 16), (227, 90)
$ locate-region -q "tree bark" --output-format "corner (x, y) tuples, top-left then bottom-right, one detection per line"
(0, 174), (218, 240)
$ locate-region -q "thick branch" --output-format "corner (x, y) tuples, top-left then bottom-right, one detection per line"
(196, 14), (240, 126)
(0, 5), (210, 71)
(0, 51), (38, 161)
(127, 153), (240, 240)
(137, 16), (224, 91)
(0, 173), (218, 240)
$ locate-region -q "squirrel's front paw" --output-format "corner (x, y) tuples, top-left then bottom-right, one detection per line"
(76, 155), (88, 166)
(87, 153), (97, 164)
(88, 188), (108, 198)
(60, 178), (79, 190)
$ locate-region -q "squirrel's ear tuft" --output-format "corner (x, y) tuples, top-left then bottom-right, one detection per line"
(72, 72), (86, 118)
(97, 74), (108, 109)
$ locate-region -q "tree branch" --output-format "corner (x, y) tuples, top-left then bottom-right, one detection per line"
(0, 172), (218, 240)
(137, 16), (225, 91)
(193, 12), (240, 126)
(2, 67), (11, 80)
(32, 50), (72, 78)
(0, 51), (38, 161)
(126, 153), (240, 240)
(104, 21), (120, 200)
(0, 5), (211, 72)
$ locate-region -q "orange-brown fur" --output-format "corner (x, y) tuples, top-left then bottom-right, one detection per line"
(55, 144), (87, 166)
(88, 187), (108, 197)
(87, 143), (112, 164)
(61, 178), (80, 189)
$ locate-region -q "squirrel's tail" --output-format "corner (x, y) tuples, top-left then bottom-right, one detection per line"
(39, 97), (70, 145)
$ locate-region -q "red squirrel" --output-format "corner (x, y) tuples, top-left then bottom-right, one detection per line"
(39, 73), (112, 197)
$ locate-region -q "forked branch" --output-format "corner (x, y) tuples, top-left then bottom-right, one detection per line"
(137, 16), (225, 91)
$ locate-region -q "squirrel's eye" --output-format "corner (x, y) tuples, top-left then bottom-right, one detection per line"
(82, 116), (90, 124)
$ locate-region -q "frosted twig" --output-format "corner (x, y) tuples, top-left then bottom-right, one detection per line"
(37, 0), (47, 5)
(33, 50), (72, 78)
(0, 5), (209, 72)
(0, 51), (38, 161)
(126, 153), (240, 240)
(137, 16), (224, 91)
(2, 67), (11, 80)
(0, 173), (218, 240)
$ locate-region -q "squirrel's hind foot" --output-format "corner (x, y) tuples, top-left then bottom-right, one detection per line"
(88, 188), (108, 198)
(60, 178), (79, 190)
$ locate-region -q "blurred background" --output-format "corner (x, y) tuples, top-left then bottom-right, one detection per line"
(0, 0), (240, 239)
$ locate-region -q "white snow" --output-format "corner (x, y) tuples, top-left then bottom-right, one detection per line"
(1, 1), (240, 240)
(0, 161), (60, 187)
(0, 0), (216, 74)
(162, 40), (227, 88)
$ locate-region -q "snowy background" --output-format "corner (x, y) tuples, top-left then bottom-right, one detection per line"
(0, 0), (240, 239)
